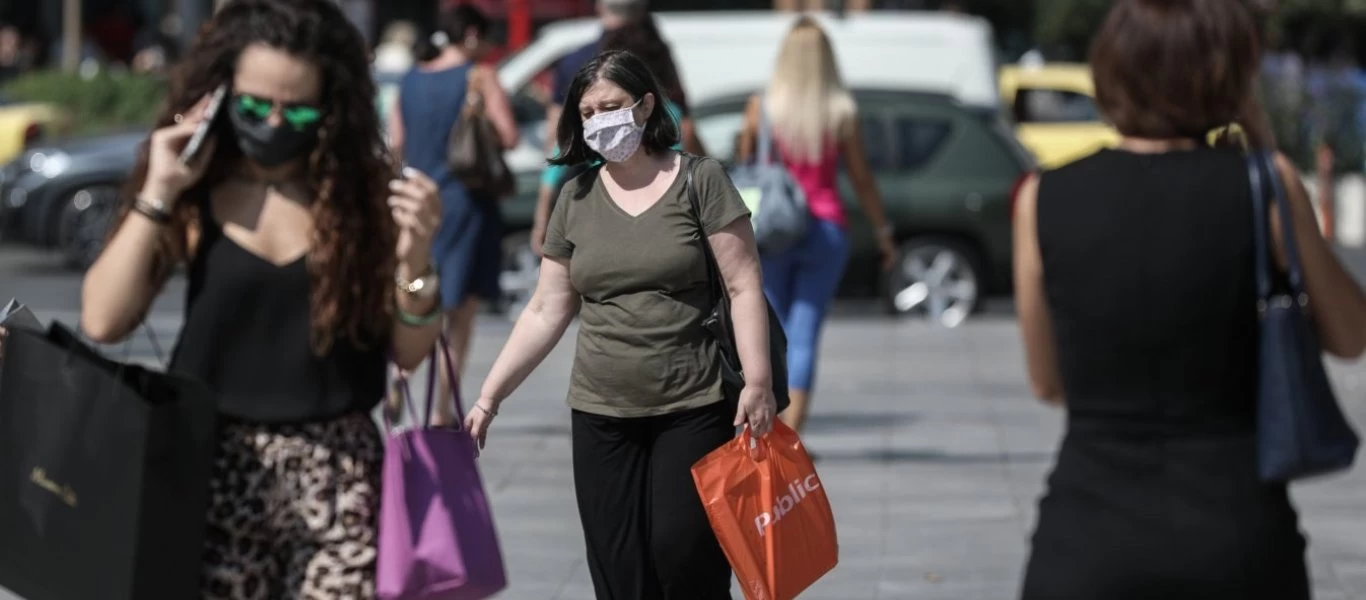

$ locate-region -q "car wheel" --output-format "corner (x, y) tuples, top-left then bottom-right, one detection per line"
(59, 185), (120, 271)
(882, 236), (982, 327)
(498, 231), (539, 320)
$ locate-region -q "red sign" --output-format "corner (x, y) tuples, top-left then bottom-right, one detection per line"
(443, 0), (594, 19)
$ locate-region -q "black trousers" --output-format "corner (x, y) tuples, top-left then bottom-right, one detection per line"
(572, 400), (735, 600)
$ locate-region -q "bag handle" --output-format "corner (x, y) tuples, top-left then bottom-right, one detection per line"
(1247, 151), (1309, 311)
(756, 96), (774, 166)
(386, 335), (464, 432)
(682, 155), (728, 308)
(67, 321), (165, 368)
(463, 65), (486, 115)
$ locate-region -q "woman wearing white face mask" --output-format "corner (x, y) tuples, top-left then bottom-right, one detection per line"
(470, 49), (776, 599)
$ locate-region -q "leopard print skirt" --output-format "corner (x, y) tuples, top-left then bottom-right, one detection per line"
(201, 412), (383, 600)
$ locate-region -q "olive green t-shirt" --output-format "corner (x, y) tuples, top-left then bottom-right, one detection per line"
(541, 154), (751, 418)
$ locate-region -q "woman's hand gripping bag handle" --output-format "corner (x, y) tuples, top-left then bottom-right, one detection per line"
(691, 421), (838, 600)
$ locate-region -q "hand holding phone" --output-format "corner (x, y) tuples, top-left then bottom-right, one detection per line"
(140, 88), (225, 202)
(178, 84), (228, 165)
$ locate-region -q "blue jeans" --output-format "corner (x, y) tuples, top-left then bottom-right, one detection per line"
(761, 217), (850, 392)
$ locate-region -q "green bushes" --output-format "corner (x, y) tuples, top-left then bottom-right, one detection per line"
(3, 70), (167, 135)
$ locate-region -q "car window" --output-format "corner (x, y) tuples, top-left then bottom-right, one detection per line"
(694, 110), (747, 162)
(893, 117), (953, 171)
(858, 115), (893, 171)
(1012, 88), (1100, 123)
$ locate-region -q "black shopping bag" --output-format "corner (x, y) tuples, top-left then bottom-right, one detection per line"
(0, 322), (218, 600)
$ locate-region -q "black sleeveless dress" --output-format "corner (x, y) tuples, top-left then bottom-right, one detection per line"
(1020, 148), (1310, 600)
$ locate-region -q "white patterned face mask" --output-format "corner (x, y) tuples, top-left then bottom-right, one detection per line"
(582, 99), (644, 162)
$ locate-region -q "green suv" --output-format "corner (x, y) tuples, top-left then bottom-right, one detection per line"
(498, 89), (1035, 326)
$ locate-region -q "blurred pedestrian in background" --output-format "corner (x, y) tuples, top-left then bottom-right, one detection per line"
(76, 0), (446, 596)
(387, 4), (518, 421)
(0, 24), (25, 82)
(1014, 0), (1366, 598)
(530, 0), (704, 256)
(470, 50), (775, 599)
(372, 20), (417, 76)
(736, 16), (896, 436)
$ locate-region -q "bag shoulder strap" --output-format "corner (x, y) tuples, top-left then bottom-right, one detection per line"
(463, 64), (486, 115)
(1247, 150), (1308, 305)
(682, 154), (726, 305)
(757, 95), (774, 166)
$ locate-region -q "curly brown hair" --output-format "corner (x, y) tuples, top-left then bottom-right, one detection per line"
(117, 0), (397, 353)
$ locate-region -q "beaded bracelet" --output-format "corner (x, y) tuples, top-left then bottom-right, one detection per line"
(396, 304), (442, 327)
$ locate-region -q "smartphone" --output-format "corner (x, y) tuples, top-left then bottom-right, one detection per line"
(178, 84), (228, 165)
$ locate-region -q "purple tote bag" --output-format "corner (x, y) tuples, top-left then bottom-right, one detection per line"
(377, 339), (507, 600)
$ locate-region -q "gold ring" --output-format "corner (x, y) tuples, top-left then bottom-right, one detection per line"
(173, 113), (184, 124)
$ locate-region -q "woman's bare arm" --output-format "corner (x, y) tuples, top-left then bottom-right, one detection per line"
(709, 217), (771, 389)
(735, 95), (760, 165)
(387, 92), (405, 160)
(476, 65), (520, 150)
(81, 214), (172, 343)
(1272, 153), (1366, 358)
(840, 118), (891, 235)
(1012, 174), (1064, 404)
(477, 256), (580, 406)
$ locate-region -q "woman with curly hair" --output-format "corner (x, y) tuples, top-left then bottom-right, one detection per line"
(78, 0), (444, 596)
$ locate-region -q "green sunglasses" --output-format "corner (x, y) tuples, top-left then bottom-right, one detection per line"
(232, 93), (323, 130)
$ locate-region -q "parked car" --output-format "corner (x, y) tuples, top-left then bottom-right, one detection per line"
(0, 95), (68, 165)
(495, 88), (1035, 326)
(998, 63), (1119, 169)
(2, 85), (1030, 327)
(0, 71), (409, 269)
(0, 129), (144, 267)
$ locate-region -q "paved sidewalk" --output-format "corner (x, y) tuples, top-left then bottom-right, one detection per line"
(4, 313), (1366, 599)
(457, 316), (1366, 599)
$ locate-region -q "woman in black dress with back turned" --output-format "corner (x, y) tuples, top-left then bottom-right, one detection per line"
(1014, 1), (1366, 598)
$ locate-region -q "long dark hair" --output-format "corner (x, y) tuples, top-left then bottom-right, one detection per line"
(600, 15), (689, 115)
(116, 0), (397, 352)
(549, 49), (680, 166)
(413, 4), (490, 63)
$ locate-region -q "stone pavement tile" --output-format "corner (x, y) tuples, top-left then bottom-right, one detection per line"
(797, 564), (880, 599)
(885, 421), (1008, 459)
(1293, 477), (1366, 513)
(879, 463), (1016, 498)
(867, 578), (1016, 600)
(1301, 514), (1366, 559)
(1330, 560), (1366, 597)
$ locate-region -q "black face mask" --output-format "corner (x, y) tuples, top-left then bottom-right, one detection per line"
(228, 107), (320, 168)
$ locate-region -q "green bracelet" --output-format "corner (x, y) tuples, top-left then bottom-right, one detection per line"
(396, 304), (442, 327)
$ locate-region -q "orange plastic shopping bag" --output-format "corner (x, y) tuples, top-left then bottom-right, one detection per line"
(691, 421), (838, 600)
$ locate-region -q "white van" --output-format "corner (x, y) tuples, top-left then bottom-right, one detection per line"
(497, 10), (1001, 171)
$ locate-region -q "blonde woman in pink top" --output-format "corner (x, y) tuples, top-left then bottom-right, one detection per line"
(737, 16), (897, 435)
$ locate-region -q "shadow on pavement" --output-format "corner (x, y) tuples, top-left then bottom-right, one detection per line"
(815, 449), (1055, 465)
(802, 411), (919, 433)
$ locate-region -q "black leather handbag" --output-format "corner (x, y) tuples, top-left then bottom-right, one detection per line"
(1247, 151), (1359, 482)
(682, 155), (791, 414)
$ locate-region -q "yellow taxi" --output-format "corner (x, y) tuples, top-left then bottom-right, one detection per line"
(999, 63), (1120, 169)
(0, 97), (65, 164)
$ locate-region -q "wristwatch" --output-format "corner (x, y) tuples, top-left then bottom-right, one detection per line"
(396, 265), (440, 300)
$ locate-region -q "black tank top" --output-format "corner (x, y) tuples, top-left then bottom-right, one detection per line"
(1036, 147), (1258, 432)
(169, 193), (386, 423)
